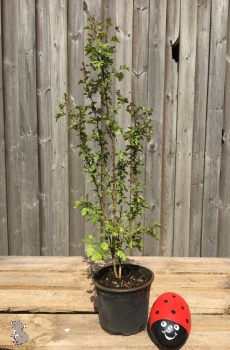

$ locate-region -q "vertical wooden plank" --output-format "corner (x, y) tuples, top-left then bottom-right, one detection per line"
(18, 0), (39, 255)
(132, 0), (149, 109)
(36, 0), (52, 255)
(101, 0), (116, 101)
(145, 0), (167, 256)
(115, 0), (133, 107)
(0, 0), (8, 254)
(37, 0), (69, 256)
(3, 1), (23, 254)
(189, 0), (211, 256)
(132, 0), (150, 256)
(101, 0), (116, 241)
(173, 0), (197, 256)
(102, 0), (116, 24)
(160, 0), (180, 256)
(3, 0), (39, 255)
(83, 0), (102, 243)
(68, 0), (85, 255)
(202, 0), (229, 257)
(50, 0), (69, 255)
(114, 0), (133, 254)
(217, 0), (230, 257)
(83, 0), (101, 20)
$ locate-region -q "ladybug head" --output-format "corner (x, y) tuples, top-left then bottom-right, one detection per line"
(150, 319), (188, 349)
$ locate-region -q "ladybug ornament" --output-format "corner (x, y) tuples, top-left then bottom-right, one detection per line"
(148, 292), (191, 350)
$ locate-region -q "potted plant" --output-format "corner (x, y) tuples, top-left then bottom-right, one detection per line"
(56, 16), (160, 335)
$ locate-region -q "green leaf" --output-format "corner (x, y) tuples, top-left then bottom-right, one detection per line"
(91, 216), (99, 224)
(115, 72), (124, 81)
(100, 241), (109, 251)
(84, 25), (93, 30)
(74, 200), (82, 209)
(115, 129), (121, 136)
(56, 111), (66, 120)
(90, 60), (104, 69)
(117, 250), (126, 261)
(86, 245), (95, 257)
(111, 36), (120, 43)
(120, 65), (130, 71)
(82, 237), (93, 243)
(91, 251), (103, 261)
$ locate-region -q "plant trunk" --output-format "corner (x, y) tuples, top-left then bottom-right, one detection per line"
(112, 257), (122, 279)
(112, 257), (118, 278)
(118, 258), (122, 279)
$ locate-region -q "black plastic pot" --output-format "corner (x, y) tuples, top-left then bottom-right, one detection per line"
(93, 264), (154, 335)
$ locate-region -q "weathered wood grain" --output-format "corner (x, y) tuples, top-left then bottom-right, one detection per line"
(160, 0), (180, 256)
(101, 1), (117, 216)
(189, 0), (211, 257)
(36, 0), (52, 256)
(132, 0), (150, 110)
(1, 1), (230, 258)
(1, 256), (230, 274)
(114, 0), (133, 104)
(82, 0), (102, 243)
(0, 272), (229, 291)
(0, 257), (229, 348)
(145, 0), (167, 256)
(37, 0), (69, 256)
(114, 0), (133, 166)
(174, 0), (198, 256)
(202, 0), (229, 256)
(18, 0), (39, 255)
(0, 256), (229, 314)
(3, 1), (23, 254)
(3, 0), (40, 255)
(0, 284), (229, 314)
(68, 0), (85, 256)
(218, 0), (230, 257)
(0, 314), (230, 349)
(114, 0), (133, 254)
(131, 0), (150, 256)
(83, 0), (101, 20)
(50, 0), (69, 255)
(0, 0), (8, 255)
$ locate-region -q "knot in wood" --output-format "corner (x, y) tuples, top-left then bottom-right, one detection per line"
(72, 32), (80, 41)
(150, 202), (156, 211)
(148, 142), (157, 153)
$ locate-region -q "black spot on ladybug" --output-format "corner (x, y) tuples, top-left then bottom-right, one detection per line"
(181, 306), (184, 310)
(155, 310), (159, 314)
(164, 300), (168, 303)
(172, 295), (176, 298)
(186, 319), (189, 323)
(171, 310), (176, 314)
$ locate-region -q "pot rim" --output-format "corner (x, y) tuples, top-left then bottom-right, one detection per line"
(93, 263), (154, 293)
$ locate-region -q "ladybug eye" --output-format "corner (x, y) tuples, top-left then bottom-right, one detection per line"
(161, 321), (167, 327)
(174, 324), (180, 331)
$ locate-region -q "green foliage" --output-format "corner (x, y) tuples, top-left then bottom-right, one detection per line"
(56, 16), (160, 279)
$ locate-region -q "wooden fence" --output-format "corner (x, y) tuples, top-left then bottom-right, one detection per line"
(0, 0), (230, 257)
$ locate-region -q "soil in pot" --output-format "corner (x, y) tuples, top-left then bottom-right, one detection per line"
(93, 264), (154, 336)
(95, 264), (151, 290)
